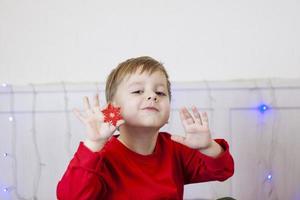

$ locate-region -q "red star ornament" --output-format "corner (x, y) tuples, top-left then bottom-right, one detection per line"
(101, 103), (123, 126)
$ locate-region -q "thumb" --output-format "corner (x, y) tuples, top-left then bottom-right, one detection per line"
(171, 135), (186, 145)
(72, 108), (85, 123)
(109, 119), (125, 133)
(116, 119), (125, 127)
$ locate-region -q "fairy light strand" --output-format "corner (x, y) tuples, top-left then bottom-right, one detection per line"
(62, 82), (72, 158)
(30, 83), (43, 200)
(203, 80), (218, 199)
(9, 84), (26, 199)
(264, 79), (280, 198)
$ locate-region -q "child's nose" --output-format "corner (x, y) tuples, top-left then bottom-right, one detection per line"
(147, 94), (158, 102)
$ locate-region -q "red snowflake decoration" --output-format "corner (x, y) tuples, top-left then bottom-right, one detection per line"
(101, 103), (123, 126)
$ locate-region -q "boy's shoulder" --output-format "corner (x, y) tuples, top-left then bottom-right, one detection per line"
(158, 131), (174, 143)
(158, 131), (183, 148)
(158, 132), (196, 152)
(158, 131), (172, 138)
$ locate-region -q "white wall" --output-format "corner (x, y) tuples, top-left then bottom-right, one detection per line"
(1, 80), (300, 200)
(1, 0), (300, 85)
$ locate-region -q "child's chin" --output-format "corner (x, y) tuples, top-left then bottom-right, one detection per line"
(140, 122), (165, 129)
(125, 118), (165, 128)
(127, 121), (160, 128)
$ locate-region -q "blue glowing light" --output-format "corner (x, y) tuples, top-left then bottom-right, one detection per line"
(267, 174), (272, 180)
(258, 104), (269, 113)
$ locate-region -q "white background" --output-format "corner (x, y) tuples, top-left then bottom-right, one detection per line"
(1, 0), (300, 85)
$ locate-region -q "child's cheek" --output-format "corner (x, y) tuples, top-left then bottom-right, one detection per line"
(119, 107), (135, 121)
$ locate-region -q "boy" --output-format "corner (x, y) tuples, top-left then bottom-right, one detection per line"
(57, 56), (234, 199)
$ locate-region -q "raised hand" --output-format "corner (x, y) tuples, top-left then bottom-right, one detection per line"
(171, 106), (212, 150)
(73, 94), (125, 151)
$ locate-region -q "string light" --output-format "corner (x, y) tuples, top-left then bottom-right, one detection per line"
(1, 83), (8, 87)
(3, 152), (8, 157)
(2, 186), (14, 193)
(8, 116), (14, 122)
(258, 104), (269, 113)
(267, 174), (272, 180)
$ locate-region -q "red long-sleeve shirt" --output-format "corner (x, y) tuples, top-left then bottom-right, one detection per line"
(57, 132), (234, 200)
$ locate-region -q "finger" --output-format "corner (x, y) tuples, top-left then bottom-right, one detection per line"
(105, 118), (125, 132)
(108, 123), (117, 132)
(92, 109), (104, 121)
(179, 110), (192, 130)
(182, 107), (195, 123)
(116, 119), (125, 127)
(72, 108), (86, 123)
(83, 96), (93, 114)
(92, 106), (103, 114)
(180, 107), (194, 125)
(179, 111), (189, 129)
(170, 135), (186, 145)
(200, 112), (209, 128)
(94, 93), (100, 107)
(92, 94), (103, 117)
(191, 106), (202, 125)
(110, 119), (125, 130)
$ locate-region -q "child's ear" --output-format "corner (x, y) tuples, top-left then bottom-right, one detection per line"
(110, 99), (118, 106)
(110, 92), (118, 106)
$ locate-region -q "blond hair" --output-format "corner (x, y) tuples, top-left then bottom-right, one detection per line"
(105, 56), (171, 103)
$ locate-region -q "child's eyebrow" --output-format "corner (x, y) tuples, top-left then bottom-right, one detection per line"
(128, 81), (144, 87)
(127, 81), (166, 88)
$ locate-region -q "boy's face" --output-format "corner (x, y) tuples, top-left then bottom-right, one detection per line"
(113, 69), (170, 129)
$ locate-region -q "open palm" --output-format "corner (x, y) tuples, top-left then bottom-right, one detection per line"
(73, 94), (124, 142)
(171, 106), (212, 149)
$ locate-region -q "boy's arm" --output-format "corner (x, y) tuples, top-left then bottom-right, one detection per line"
(198, 139), (224, 158)
(57, 142), (107, 200)
(175, 138), (234, 184)
(171, 106), (234, 182)
(58, 96), (124, 199)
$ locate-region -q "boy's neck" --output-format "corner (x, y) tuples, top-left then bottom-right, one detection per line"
(117, 125), (159, 155)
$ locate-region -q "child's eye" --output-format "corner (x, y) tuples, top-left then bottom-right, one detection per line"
(132, 90), (143, 94)
(156, 91), (166, 96)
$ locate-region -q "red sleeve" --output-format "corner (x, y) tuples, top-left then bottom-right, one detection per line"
(178, 139), (234, 184)
(56, 142), (107, 200)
